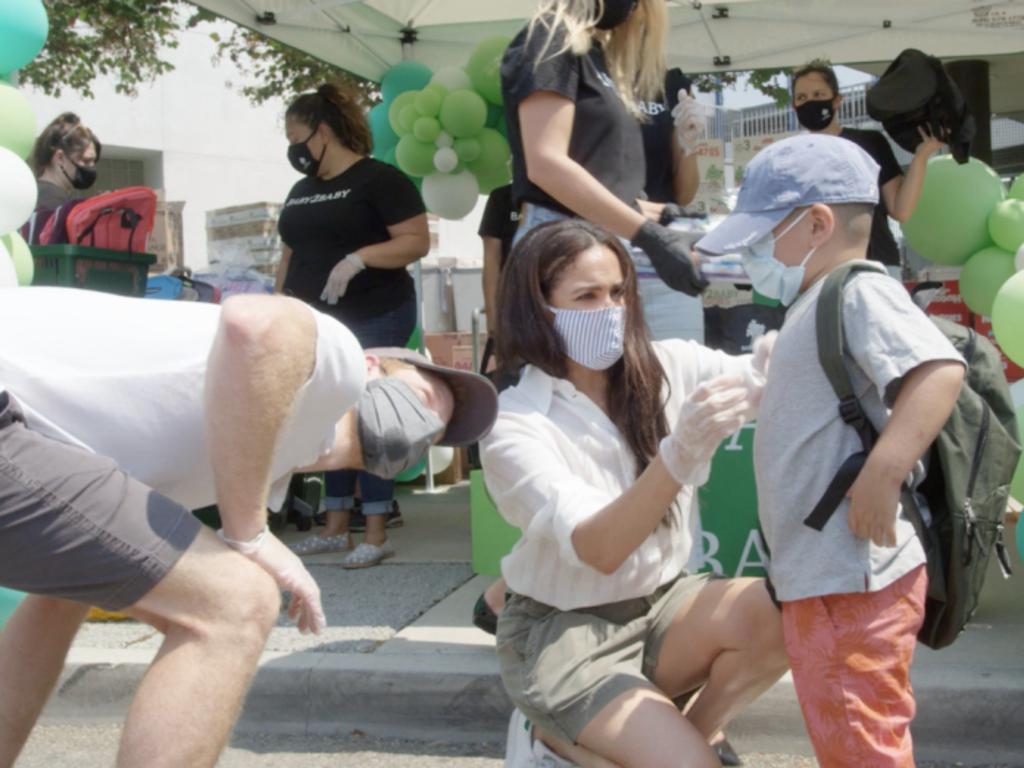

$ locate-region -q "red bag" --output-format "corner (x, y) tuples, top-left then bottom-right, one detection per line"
(40, 187), (158, 254)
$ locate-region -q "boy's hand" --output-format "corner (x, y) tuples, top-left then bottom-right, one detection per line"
(846, 466), (901, 547)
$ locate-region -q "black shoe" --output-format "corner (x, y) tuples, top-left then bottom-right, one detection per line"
(472, 592), (498, 635)
(713, 736), (742, 766)
(349, 503), (403, 532)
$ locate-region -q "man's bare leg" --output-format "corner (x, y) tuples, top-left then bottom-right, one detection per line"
(0, 595), (89, 768)
(116, 529), (280, 768)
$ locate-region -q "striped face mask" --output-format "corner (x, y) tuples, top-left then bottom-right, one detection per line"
(548, 305), (626, 371)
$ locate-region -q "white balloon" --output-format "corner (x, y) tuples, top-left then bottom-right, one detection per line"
(431, 66), (472, 92)
(435, 131), (454, 149)
(1016, 242), (1024, 272)
(0, 240), (18, 288)
(0, 146), (37, 234)
(433, 147), (458, 174)
(422, 170), (480, 220)
(429, 445), (455, 476)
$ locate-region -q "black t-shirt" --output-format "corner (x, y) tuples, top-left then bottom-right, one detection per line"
(639, 69), (692, 204)
(477, 185), (520, 268)
(840, 128), (904, 266)
(278, 158), (425, 322)
(500, 19), (645, 215)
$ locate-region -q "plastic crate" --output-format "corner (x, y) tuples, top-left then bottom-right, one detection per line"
(30, 245), (156, 297)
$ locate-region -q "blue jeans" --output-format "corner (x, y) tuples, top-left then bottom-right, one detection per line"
(324, 297), (417, 515)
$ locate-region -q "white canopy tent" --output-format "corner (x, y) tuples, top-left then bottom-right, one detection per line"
(187, 0), (1024, 116)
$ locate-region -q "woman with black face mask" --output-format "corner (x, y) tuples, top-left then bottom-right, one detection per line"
(791, 59), (944, 268)
(29, 113), (101, 213)
(276, 82), (430, 570)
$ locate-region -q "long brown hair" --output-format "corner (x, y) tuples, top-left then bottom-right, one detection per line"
(286, 81), (373, 155)
(30, 112), (102, 177)
(497, 219), (669, 473)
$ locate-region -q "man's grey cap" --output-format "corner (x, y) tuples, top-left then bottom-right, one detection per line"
(696, 133), (881, 255)
(365, 347), (499, 447)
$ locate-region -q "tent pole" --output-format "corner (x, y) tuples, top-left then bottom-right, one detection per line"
(401, 36), (438, 493)
(946, 60), (992, 166)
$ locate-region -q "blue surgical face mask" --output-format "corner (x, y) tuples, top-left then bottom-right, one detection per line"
(741, 209), (816, 306)
(548, 304), (626, 371)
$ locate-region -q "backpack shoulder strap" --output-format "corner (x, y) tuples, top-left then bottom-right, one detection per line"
(803, 260), (888, 531)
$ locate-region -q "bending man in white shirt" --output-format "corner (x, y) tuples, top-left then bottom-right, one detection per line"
(481, 220), (787, 768)
(0, 288), (497, 768)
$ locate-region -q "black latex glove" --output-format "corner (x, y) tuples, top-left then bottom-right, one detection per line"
(658, 203), (685, 226)
(631, 220), (709, 296)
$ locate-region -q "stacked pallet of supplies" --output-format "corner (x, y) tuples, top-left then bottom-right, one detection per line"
(149, 198), (185, 273)
(206, 202), (282, 275)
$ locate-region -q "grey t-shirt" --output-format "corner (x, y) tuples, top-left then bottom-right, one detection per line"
(754, 267), (964, 602)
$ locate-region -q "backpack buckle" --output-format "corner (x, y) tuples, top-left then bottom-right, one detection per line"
(838, 397), (866, 428)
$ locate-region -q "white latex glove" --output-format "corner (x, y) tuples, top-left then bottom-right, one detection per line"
(247, 533), (326, 634)
(659, 375), (751, 486)
(741, 330), (778, 418)
(321, 253), (365, 304)
(671, 91), (705, 156)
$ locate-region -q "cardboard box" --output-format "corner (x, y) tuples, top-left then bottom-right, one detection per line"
(149, 199), (185, 273)
(424, 332), (486, 370)
(206, 202), (283, 269)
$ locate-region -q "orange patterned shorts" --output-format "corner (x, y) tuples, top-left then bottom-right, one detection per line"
(781, 565), (928, 768)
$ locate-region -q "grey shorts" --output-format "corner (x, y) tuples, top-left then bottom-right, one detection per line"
(0, 392), (201, 611)
(495, 571), (713, 744)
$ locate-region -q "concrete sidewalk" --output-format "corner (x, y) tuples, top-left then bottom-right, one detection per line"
(42, 483), (1024, 763)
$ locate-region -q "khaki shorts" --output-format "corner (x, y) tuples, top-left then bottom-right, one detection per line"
(0, 392), (201, 611)
(496, 571), (713, 743)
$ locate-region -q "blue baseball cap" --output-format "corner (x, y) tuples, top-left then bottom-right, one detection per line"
(695, 133), (881, 255)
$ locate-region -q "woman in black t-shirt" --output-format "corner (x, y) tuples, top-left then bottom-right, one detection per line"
(277, 82), (429, 569)
(790, 59), (945, 267)
(499, 0), (706, 298)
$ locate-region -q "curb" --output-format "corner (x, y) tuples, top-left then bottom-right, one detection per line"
(45, 647), (1024, 761)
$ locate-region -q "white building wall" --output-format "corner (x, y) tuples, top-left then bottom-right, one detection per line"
(23, 19), (300, 268)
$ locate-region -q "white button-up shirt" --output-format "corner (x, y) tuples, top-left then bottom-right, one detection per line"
(480, 339), (752, 611)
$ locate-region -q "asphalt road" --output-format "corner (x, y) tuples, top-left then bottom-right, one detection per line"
(13, 724), (1022, 767)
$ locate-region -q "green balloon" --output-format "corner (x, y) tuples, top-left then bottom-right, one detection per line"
(467, 127), (511, 176)
(0, 231), (32, 285)
(394, 457), (427, 483)
(381, 146), (398, 168)
(959, 246), (1015, 317)
(369, 102), (398, 156)
(380, 61), (432, 103)
(1012, 404), (1024, 506)
(399, 104), (420, 134)
(0, 81), (35, 160)
(424, 83), (448, 102)
(413, 116), (441, 144)
(0, 0), (48, 74)
(903, 156), (1005, 266)
(475, 164), (512, 195)
(439, 89), (487, 139)
(1009, 174), (1024, 202)
(395, 135), (437, 178)
(989, 199), (1024, 253)
(388, 91), (418, 136)
(467, 36), (510, 106)
(413, 88), (442, 118)
(453, 137), (481, 164)
(992, 271), (1024, 369)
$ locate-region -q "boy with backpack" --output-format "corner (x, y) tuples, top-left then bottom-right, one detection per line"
(695, 133), (968, 767)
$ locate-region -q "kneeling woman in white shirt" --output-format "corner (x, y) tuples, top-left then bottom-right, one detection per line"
(481, 219), (787, 768)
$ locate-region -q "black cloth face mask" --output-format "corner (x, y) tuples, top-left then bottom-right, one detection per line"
(61, 159), (97, 190)
(795, 99), (836, 131)
(287, 124), (325, 176)
(595, 0), (638, 30)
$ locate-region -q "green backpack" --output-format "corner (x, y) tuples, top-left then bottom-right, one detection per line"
(804, 261), (1021, 650)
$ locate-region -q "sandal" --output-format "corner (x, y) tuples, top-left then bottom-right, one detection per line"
(342, 541), (395, 569)
(289, 533), (352, 556)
